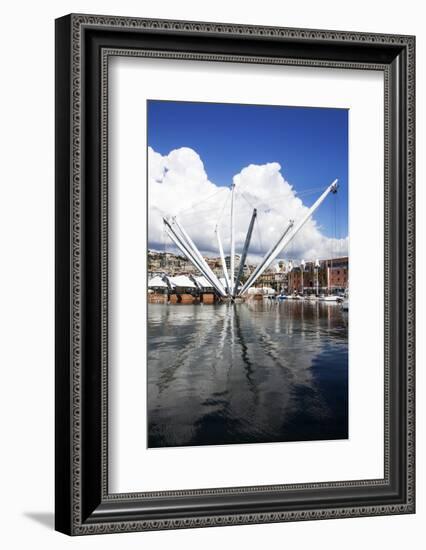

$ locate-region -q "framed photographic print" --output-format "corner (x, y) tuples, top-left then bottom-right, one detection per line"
(55, 14), (415, 535)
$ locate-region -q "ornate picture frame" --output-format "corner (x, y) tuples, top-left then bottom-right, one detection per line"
(55, 14), (415, 535)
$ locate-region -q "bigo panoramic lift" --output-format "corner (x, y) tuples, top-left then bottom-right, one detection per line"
(163, 179), (338, 300)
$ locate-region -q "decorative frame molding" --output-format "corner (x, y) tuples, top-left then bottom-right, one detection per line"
(55, 14), (415, 535)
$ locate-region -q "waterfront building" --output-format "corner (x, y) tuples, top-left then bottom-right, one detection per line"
(225, 254), (240, 270)
(256, 270), (288, 292)
(224, 254), (252, 279)
(205, 256), (223, 277)
(287, 257), (348, 295)
(148, 269), (167, 279)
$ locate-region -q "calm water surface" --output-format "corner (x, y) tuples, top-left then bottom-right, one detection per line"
(148, 300), (348, 448)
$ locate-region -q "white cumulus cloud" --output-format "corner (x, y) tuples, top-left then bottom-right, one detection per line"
(148, 146), (348, 264)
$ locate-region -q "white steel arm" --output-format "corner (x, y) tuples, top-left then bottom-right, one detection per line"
(229, 183), (236, 293)
(164, 227), (225, 296)
(238, 179), (338, 296)
(215, 227), (231, 293)
(171, 217), (227, 296)
(163, 220), (227, 297)
(238, 220), (294, 296)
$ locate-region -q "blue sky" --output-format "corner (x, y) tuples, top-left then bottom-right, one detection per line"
(147, 100), (348, 239)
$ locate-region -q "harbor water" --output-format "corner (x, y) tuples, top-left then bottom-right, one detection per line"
(147, 300), (348, 448)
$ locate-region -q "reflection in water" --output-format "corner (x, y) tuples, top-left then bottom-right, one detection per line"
(148, 301), (348, 448)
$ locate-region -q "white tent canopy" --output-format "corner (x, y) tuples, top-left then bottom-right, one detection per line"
(193, 276), (213, 290)
(148, 275), (168, 288)
(167, 275), (196, 289)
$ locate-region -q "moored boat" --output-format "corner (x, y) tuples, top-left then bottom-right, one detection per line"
(320, 295), (343, 303)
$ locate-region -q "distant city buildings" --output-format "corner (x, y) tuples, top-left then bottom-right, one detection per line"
(148, 250), (348, 296)
(224, 254), (239, 270)
(231, 257), (348, 294)
(148, 250), (198, 275)
(148, 250), (252, 278)
(205, 257), (223, 277)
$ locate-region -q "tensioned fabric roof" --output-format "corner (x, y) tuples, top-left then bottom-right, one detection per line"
(167, 275), (196, 288)
(193, 276), (213, 289)
(148, 276), (168, 288)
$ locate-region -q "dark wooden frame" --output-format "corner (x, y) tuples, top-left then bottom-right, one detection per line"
(55, 13), (415, 535)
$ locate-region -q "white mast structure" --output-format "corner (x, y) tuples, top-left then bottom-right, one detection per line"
(164, 225), (224, 295)
(238, 178), (338, 296)
(229, 182), (236, 294)
(233, 208), (257, 297)
(215, 227), (231, 293)
(163, 217), (227, 297)
(163, 178), (338, 300)
(238, 219), (294, 296)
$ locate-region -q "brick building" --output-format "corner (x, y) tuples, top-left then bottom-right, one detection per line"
(287, 257), (348, 295)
